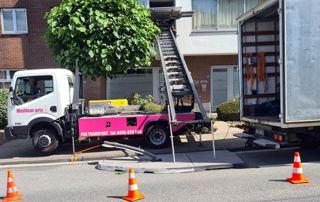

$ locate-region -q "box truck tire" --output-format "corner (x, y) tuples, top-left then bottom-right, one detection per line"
(145, 124), (170, 149)
(32, 128), (60, 153)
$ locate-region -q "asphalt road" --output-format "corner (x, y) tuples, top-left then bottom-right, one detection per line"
(1, 156), (320, 202)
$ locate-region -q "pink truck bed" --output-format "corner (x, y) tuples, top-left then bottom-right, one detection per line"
(78, 113), (195, 138)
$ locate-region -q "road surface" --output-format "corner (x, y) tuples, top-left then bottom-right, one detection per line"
(1, 158), (320, 202)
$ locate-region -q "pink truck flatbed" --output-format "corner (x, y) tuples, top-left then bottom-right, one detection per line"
(78, 112), (195, 138)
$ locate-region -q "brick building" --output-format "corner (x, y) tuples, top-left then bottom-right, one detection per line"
(0, 0), (265, 110)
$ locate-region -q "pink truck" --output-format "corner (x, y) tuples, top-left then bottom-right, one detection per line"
(5, 68), (205, 153)
(78, 112), (197, 148)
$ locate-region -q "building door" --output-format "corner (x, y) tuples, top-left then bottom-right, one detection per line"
(211, 65), (239, 110)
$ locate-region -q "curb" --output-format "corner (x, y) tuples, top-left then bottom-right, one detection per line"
(96, 163), (196, 174)
(96, 161), (238, 174)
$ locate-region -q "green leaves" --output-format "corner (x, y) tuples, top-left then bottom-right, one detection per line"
(112, 31), (119, 38)
(0, 89), (8, 128)
(45, 0), (161, 78)
(88, 50), (94, 58)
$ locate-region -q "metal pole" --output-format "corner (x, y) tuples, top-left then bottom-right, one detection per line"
(72, 135), (76, 154)
(168, 105), (176, 163)
(211, 120), (216, 158)
(71, 118), (76, 154)
(198, 124), (203, 147)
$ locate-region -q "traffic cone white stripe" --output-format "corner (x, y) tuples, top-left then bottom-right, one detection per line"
(8, 187), (13, 193)
(8, 177), (13, 182)
(129, 184), (138, 191)
(13, 186), (17, 192)
(129, 173), (135, 179)
(294, 156), (301, 162)
(293, 167), (303, 174)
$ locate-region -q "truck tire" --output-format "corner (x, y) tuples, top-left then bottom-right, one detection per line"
(32, 128), (59, 154)
(145, 124), (170, 149)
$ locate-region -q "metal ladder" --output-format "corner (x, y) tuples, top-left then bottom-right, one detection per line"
(157, 23), (209, 124)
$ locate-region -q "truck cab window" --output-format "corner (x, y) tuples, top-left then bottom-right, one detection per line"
(14, 76), (53, 105)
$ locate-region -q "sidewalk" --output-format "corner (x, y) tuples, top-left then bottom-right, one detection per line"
(0, 121), (246, 168)
(97, 150), (244, 174)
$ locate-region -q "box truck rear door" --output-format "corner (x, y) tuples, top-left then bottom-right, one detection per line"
(284, 0), (320, 123)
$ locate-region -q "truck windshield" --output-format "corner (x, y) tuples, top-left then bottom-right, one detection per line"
(14, 76), (53, 105)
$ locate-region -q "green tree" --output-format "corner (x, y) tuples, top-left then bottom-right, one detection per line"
(45, 0), (160, 78)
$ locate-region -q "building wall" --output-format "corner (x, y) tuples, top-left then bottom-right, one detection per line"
(175, 0), (238, 55)
(0, 0), (106, 99)
(0, 0), (61, 70)
(185, 55), (238, 103)
(0, 0), (238, 103)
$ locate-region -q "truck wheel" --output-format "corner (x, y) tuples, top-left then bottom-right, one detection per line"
(145, 124), (170, 149)
(32, 128), (59, 154)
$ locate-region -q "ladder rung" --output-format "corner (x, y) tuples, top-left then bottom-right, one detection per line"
(164, 56), (179, 61)
(165, 60), (181, 65)
(172, 91), (192, 97)
(171, 84), (190, 90)
(166, 66), (182, 71)
(169, 78), (188, 84)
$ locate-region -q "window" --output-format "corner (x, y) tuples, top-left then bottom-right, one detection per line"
(1, 9), (28, 34)
(0, 70), (17, 89)
(139, 0), (149, 8)
(192, 0), (266, 30)
(14, 76), (53, 105)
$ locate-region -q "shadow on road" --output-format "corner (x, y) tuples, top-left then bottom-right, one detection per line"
(0, 134), (245, 160)
(236, 147), (320, 168)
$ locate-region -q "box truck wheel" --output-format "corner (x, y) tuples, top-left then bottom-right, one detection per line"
(32, 128), (59, 153)
(145, 124), (169, 149)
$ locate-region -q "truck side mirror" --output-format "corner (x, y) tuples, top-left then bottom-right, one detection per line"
(10, 97), (16, 105)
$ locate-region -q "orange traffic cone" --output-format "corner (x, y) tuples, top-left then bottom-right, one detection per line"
(3, 170), (23, 201)
(287, 152), (310, 184)
(122, 168), (144, 202)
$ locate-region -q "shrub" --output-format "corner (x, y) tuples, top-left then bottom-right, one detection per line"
(0, 89), (9, 128)
(143, 102), (164, 113)
(217, 97), (240, 121)
(129, 93), (164, 113)
(130, 93), (152, 106)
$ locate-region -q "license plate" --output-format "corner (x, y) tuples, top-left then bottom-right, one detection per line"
(256, 129), (265, 135)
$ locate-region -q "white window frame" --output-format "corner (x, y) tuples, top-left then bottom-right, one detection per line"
(0, 70), (16, 82)
(0, 8), (28, 35)
(0, 70), (17, 89)
(192, 0), (264, 32)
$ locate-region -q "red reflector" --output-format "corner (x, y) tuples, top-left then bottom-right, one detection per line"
(274, 134), (284, 142)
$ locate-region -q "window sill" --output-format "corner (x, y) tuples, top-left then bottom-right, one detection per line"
(1, 32), (28, 35)
(191, 29), (237, 35)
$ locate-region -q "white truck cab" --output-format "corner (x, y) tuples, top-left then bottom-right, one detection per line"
(5, 69), (75, 153)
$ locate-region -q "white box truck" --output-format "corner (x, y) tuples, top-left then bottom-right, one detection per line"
(236, 0), (320, 148)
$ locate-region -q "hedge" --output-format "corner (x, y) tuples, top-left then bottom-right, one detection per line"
(0, 89), (8, 129)
(217, 97), (240, 121)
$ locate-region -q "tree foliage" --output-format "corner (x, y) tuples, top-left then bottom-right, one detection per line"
(45, 0), (160, 78)
(0, 89), (8, 128)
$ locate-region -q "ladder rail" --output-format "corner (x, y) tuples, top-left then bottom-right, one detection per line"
(167, 29), (210, 123)
(157, 39), (178, 123)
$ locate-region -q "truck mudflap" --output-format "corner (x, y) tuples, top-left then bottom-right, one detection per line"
(5, 126), (15, 140)
(234, 133), (281, 149)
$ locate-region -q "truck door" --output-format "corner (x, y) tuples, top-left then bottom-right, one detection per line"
(284, 0), (320, 122)
(8, 75), (58, 127)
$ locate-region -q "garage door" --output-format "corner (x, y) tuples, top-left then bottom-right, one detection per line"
(107, 69), (153, 99)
